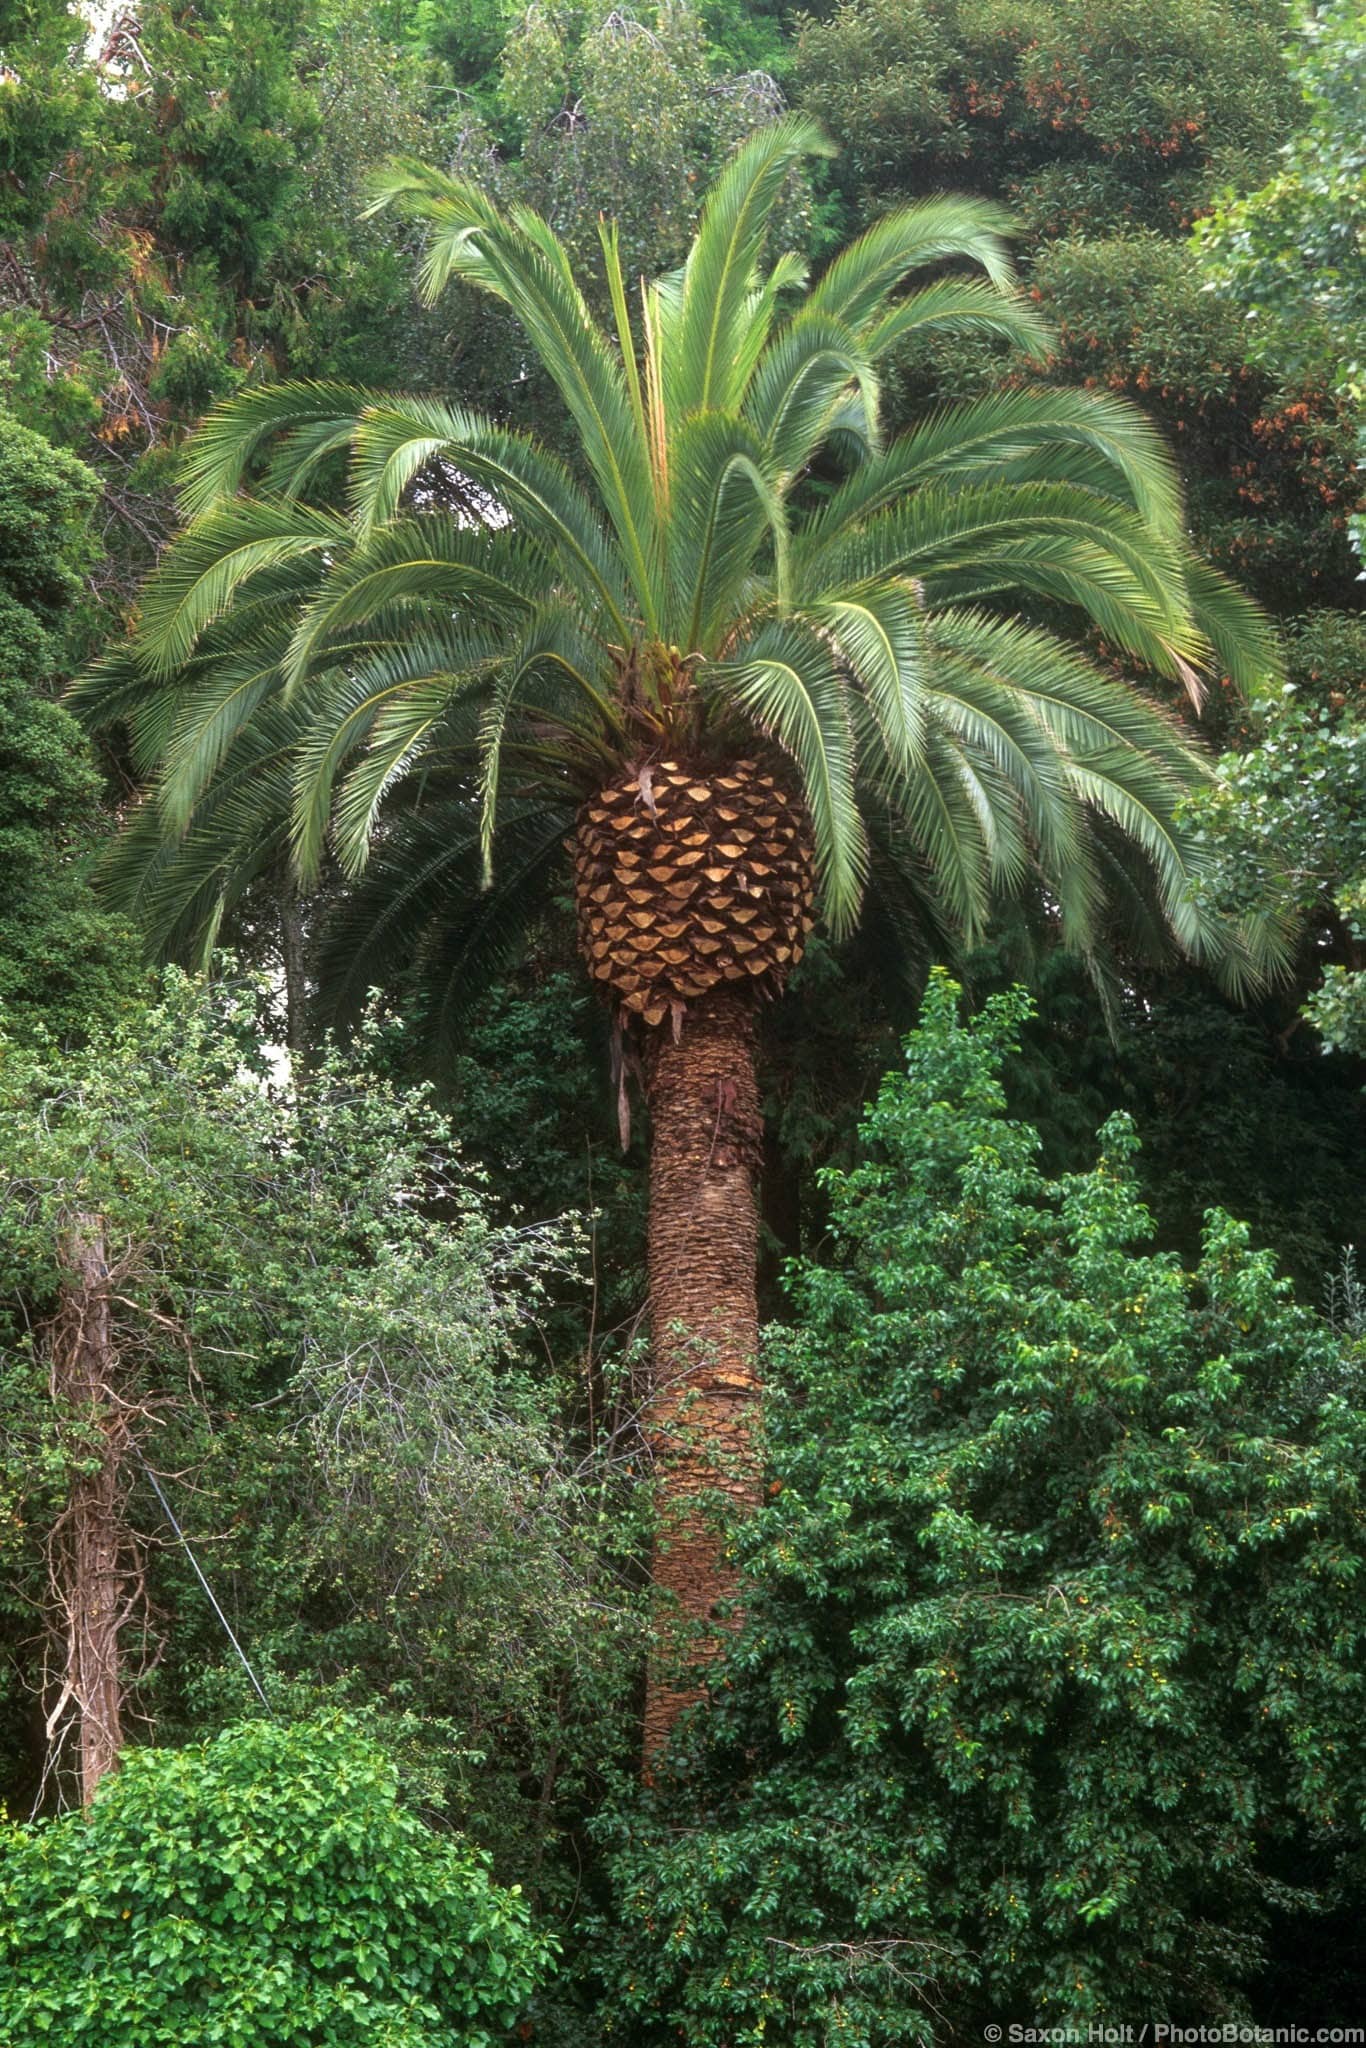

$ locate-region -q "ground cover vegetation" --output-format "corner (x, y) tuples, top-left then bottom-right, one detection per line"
(0, 1), (1362, 2040)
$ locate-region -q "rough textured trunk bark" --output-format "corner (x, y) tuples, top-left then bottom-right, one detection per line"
(52, 1215), (125, 1805)
(641, 985), (763, 1765)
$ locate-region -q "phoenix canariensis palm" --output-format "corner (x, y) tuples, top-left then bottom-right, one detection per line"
(76, 116), (1280, 1759)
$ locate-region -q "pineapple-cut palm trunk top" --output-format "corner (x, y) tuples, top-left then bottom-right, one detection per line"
(573, 757), (816, 1029)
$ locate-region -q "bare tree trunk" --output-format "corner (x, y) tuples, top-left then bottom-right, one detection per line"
(641, 987), (763, 1765)
(51, 1214), (125, 1805)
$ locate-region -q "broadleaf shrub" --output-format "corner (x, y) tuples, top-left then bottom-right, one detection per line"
(0, 1717), (554, 2046)
(597, 972), (1366, 2039)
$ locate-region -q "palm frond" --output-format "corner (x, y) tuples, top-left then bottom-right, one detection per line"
(666, 413), (788, 651)
(666, 114), (834, 419)
(1180, 555), (1283, 696)
(802, 581), (927, 780)
(280, 517), (538, 696)
(808, 195), (1020, 328)
(137, 500), (344, 676)
(799, 387), (1184, 550)
(861, 276), (1050, 362)
(368, 160), (660, 626)
(347, 399), (631, 632)
(743, 309), (877, 471)
(177, 381), (377, 517)
(158, 641), (287, 835)
(287, 622), (500, 878)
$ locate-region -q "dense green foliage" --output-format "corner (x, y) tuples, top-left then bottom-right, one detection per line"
(1197, 0), (1366, 399)
(0, 974), (643, 1867)
(0, 408), (138, 1040)
(598, 975), (1366, 2037)
(1188, 614), (1366, 1055)
(0, 1717), (552, 2045)
(0, 1), (1362, 2039)
(793, 0), (1294, 239)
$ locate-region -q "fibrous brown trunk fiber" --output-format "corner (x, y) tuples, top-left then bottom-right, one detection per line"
(641, 985), (764, 1765)
(51, 1214), (126, 1805)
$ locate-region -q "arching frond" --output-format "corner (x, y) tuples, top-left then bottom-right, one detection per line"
(137, 501), (344, 676)
(816, 482), (1204, 682)
(346, 400), (630, 629)
(861, 275), (1050, 362)
(280, 517), (540, 695)
(808, 195), (1021, 327)
(289, 622), (500, 879)
(666, 413), (789, 651)
(177, 381), (377, 516)
(158, 640), (287, 835)
(743, 309), (877, 471)
(665, 114), (834, 418)
(1180, 555), (1282, 696)
(802, 581), (927, 780)
(367, 159), (660, 626)
(799, 387), (1185, 550)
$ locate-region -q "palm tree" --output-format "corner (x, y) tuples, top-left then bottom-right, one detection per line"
(77, 117), (1278, 1758)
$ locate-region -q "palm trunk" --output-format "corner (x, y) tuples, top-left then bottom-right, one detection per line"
(641, 986), (763, 1764)
(52, 1214), (125, 1805)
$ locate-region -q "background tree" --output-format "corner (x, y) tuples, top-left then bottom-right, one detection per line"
(1185, 612), (1366, 1057)
(0, 971), (642, 1858)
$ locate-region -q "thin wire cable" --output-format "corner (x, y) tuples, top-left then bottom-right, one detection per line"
(133, 1450), (273, 1716)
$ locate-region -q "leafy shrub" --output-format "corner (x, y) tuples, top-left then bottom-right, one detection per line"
(597, 973), (1366, 2039)
(0, 1717), (554, 2046)
(1185, 612), (1366, 1056)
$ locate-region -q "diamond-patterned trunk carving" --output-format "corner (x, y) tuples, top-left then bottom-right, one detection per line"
(572, 757), (816, 1027)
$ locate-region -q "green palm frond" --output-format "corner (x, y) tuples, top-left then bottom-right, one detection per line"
(369, 159), (660, 625)
(861, 275), (1051, 361)
(280, 517), (540, 695)
(158, 640), (287, 835)
(925, 610), (1202, 769)
(800, 386), (1184, 549)
(744, 310), (877, 471)
(1179, 554), (1282, 695)
(808, 195), (1020, 326)
(667, 412), (789, 649)
(138, 500), (344, 675)
(819, 482), (1203, 680)
(289, 622), (500, 878)
(663, 114), (834, 419)
(347, 400), (631, 629)
(177, 381), (377, 515)
(803, 581), (928, 781)
(712, 615), (868, 934)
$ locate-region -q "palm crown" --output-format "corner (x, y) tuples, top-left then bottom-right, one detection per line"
(79, 115), (1277, 1031)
